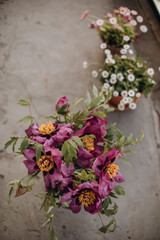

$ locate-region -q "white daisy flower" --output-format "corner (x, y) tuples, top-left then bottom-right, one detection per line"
(140, 25), (148, 33)
(102, 70), (109, 78)
(128, 89), (135, 97)
(100, 43), (107, 49)
(118, 104), (125, 111)
(129, 102), (137, 110)
(121, 90), (128, 97)
(117, 73), (124, 81)
(121, 55), (127, 59)
(92, 70), (98, 78)
(123, 97), (129, 104)
(129, 49), (134, 54)
(103, 103), (109, 109)
(105, 49), (111, 55)
(105, 58), (111, 64)
(147, 68), (154, 76)
(107, 54), (113, 59)
(120, 48), (127, 54)
(127, 97), (133, 103)
(120, 99), (125, 105)
(152, 80), (156, 84)
(136, 15), (143, 23)
(110, 59), (116, 64)
(111, 73), (117, 80)
(82, 61), (88, 69)
(131, 10), (138, 15)
(96, 19), (104, 26)
(130, 20), (137, 26)
(103, 83), (110, 89)
(123, 44), (130, 50)
(109, 17), (117, 24)
(136, 92), (141, 98)
(128, 74), (135, 82)
(113, 90), (119, 97)
(123, 35), (130, 42)
(110, 78), (117, 84)
(119, 7), (127, 15)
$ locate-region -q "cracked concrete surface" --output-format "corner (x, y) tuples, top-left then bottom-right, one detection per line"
(0, 0), (160, 240)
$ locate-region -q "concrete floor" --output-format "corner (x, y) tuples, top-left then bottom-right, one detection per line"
(0, 0), (160, 240)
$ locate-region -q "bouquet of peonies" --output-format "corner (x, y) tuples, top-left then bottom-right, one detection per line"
(5, 86), (143, 239)
(99, 55), (156, 110)
(81, 6), (148, 51)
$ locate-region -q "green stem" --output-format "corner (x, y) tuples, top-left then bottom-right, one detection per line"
(98, 212), (105, 227)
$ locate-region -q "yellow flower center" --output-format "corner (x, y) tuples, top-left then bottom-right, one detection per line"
(39, 121), (55, 135)
(82, 136), (94, 152)
(78, 190), (96, 207)
(105, 163), (119, 179)
(37, 155), (54, 172)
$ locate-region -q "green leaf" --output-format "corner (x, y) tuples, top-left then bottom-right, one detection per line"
(68, 139), (78, 150)
(88, 96), (102, 111)
(20, 138), (29, 153)
(61, 140), (77, 167)
(4, 137), (19, 152)
(114, 185), (125, 195)
(84, 91), (91, 106)
(92, 84), (99, 98)
(104, 123), (116, 141)
(17, 99), (30, 106)
(8, 186), (14, 204)
(17, 115), (34, 123)
(36, 145), (42, 161)
(116, 129), (123, 139)
(70, 98), (83, 111)
(92, 111), (106, 120)
(71, 136), (84, 147)
(106, 107), (115, 112)
(99, 218), (116, 233)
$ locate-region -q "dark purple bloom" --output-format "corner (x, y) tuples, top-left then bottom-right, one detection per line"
(25, 122), (39, 137)
(59, 182), (102, 215)
(93, 149), (125, 198)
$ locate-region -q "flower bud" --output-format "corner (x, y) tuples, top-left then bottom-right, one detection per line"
(56, 96), (69, 114)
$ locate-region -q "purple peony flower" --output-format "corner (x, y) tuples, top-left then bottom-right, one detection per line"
(93, 149), (125, 198)
(56, 96), (69, 114)
(59, 182), (102, 214)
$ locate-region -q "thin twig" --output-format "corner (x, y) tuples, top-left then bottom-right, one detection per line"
(98, 212), (105, 227)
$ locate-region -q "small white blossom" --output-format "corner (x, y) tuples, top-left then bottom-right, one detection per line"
(123, 44), (130, 50)
(136, 15), (143, 23)
(130, 20), (137, 26)
(105, 49), (111, 55)
(140, 25), (148, 33)
(120, 99), (125, 105)
(117, 73), (124, 81)
(120, 49), (127, 54)
(100, 43), (107, 49)
(103, 83), (110, 89)
(131, 10), (138, 15)
(123, 97), (129, 104)
(152, 80), (156, 84)
(113, 90), (119, 97)
(118, 104), (125, 111)
(103, 104), (109, 109)
(110, 78), (117, 84)
(127, 97), (133, 103)
(102, 70), (109, 78)
(136, 92), (141, 98)
(105, 58), (111, 64)
(121, 90), (128, 97)
(111, 74), (116, 80)
(129, 49), (134, 54)
(123, 35), (130, 42)
(109, 86), (114, 91)
(147, 68), (154, 76)
(128, 89), (135, 97)
(129, 102), (137, 110)
(119, 7), (127, 15)
(107, 54), (113, 59)
(137, 62), (143, 68)
(109, 17), (117, 24)
(128, 74), (135, 82)
(96, 19), (104, 26)
(110, 59), (116, 64)
(82, 61), (88, 69)
(121, 55), (127, 59)
(92, 70), (98, 78)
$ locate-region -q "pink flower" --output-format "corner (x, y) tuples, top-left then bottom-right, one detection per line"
(80, 10), (89, 20)
(107, 13), (113, 18)
(122, 15), (132, 23)
(56, 96), (69, 114)
(88, 22), (95, 29)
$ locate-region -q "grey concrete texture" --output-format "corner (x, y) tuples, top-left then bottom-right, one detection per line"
(0, 0), (160, 240)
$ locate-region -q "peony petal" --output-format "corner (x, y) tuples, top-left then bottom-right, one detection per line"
(61, 162), (75, 177)
(69, 198), (82, 214)
(23, 149), (35, 161)
(113, 172), (125, 183)
(23, 160), (37, 174)
(59, 192), (72, 203)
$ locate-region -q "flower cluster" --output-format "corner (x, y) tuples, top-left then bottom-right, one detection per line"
(81, 6), (148, 48)
(100, 55), (156, 110)
(6, 89), (143, 239)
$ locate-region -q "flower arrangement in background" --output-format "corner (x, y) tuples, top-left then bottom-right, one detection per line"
(81, 6), (148, 52)
(99, 55), (156, 110)
(5, 86), (143, 240)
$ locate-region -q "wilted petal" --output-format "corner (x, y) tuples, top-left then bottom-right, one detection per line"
(59, 191), (72, 203)
(69, 198), (82, 214)
(43, 173), (51, 190)
(113, 172), (125, 183)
